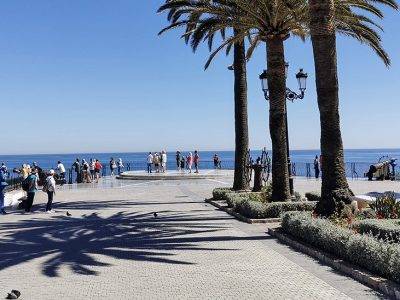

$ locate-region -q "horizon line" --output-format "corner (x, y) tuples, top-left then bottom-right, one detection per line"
(0, 147), (399, 157)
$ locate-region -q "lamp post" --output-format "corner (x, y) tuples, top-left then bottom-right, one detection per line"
(259, 63), (308, 196)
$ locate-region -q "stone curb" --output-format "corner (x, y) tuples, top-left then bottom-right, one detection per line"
(268, 227), (400, 300)
(205, 199), (280, 224)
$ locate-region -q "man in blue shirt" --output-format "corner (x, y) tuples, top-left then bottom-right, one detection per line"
(25, 169), (38, 213)
(0, 170), (8, 215)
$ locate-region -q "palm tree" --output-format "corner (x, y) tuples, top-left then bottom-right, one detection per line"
(307, 0), (398, 216)
(158, 0), (250, 191)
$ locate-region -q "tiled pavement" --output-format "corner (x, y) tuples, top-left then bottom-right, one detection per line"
(0, 177), (388, 299)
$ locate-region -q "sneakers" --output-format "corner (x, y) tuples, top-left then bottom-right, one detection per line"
(45, 209), (55, 214)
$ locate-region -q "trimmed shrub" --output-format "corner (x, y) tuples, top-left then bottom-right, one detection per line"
(212, 187), (232, 200)
(225, 192), (247, 209)
(353, 219), (400, 243)
(305, 191), (321, 202)
(370, 192), (400, 219)
(293, 191), (302, 202)
(235, 200), (317, 219)
(282, 212), (400, 283)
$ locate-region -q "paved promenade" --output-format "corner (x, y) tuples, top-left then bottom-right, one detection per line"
(0, 175), (393, 299)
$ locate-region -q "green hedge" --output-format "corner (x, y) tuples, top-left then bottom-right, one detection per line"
(305, 192), (321, 202)
(212, 188), (232, 200)
(235, 199), (317, 219)
(282, 211), (400, 284)
(353, 219), (400, 243)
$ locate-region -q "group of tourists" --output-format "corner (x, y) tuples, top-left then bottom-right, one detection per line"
(0, 162), (56, 215)
(146, 151), (168, 173)
(175, 151), (200, 173)
(145, 150), (201, 174)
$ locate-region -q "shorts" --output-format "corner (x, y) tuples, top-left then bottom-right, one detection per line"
(95, 169), (100, 173)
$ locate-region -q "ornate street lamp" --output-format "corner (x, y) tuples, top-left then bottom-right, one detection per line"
(259, 63), (308, 196)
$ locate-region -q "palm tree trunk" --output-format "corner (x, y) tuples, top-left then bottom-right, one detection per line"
(266, 37), (291, 201)
(309, 0), (353, 216)
(233, 37), (250, 191)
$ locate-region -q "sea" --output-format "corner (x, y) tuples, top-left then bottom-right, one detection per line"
(0, 149), (399, 179)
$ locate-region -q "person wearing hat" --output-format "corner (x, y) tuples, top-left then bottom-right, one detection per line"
(25, 169), (38, 213)
(0, 170), (8, 215)
(44, 169), (56, 213)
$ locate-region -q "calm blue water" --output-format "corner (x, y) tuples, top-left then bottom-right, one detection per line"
(0, 149), (399, 178)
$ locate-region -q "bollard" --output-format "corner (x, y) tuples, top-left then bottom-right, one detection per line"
(252, 164), (263, 192)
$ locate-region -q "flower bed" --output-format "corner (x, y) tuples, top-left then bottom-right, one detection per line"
(282, 211), (400, 284)
(353, 219), (400, 243)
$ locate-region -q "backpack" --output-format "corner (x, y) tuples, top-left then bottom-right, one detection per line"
(42, 179), (49, 193)
(22, 177), (30, 191)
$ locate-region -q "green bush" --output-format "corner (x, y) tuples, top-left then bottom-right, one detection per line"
(212, 187), (232, 200)
(235, 200), (317, 219)
(305, 191), (321, 202)
(282, 211), (400, 283)
(293, 191), (303, 202)
(353, 219), (400, 243)
(225, 192), (247, 208)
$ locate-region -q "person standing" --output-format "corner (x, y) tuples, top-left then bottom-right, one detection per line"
(25, 169), (38, 212)
(176, 151), (181, 170)
(89, 159), (96, 179)
(72, 158), (82, 183)
(57, 161), (66, 183)
(44, 170), (56, 213)
(154, 153), (160, 173)
(110, 157), (117, 176)
(180, 156), (185, 172)
(187, 152), (193, 173)
(0, 170), (8, 215)
(193, 150), (200, 173)
(213, 154), (220, 169)
(82, 159), (91, 183)
(147, 152), (153, 173)
(161, 151), (167, 173)
(1, 163), (8, 177)
(117, 158), (124, 175)
(94, 159), (102, 183)
(314, 155), (320, 179)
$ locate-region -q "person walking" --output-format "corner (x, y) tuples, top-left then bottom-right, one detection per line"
(25, 169), (38, 212)
(57, 161), (66, 184)
(117, 158), (124, 175)
(44, 170), (56, 213)
(314, 155), (320, 179)
(0, 170), (8, 215)
(176, 151), (181, 170)
(161, 151), (167, 173)
(187, 152), (193, 173)
(180, 156), (185, 172)
(94, 159), (102, 183)
(194, 150), (200, 173)
(147, 152), (153, 173)
(72, 158), (82, 183)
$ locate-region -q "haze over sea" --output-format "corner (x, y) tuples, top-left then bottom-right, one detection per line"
(1, 149), (399, 177)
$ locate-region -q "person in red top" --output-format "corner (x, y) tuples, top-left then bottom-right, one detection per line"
(94, 159), (103, 183)
(193, 150), (200, 173)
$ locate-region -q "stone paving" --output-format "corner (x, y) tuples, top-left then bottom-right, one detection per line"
(0, 175), (393, 299)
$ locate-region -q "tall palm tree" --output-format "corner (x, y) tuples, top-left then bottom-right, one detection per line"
(307, 0), (398, 216)
(158, 0), (250, 191)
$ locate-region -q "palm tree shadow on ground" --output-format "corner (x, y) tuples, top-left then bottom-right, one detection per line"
(0, 211), (265, 277)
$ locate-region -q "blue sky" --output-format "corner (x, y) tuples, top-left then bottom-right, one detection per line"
(0, 0), (399, 155)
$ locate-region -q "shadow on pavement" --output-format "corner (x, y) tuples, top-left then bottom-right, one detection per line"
(0, 210), (265, 278)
